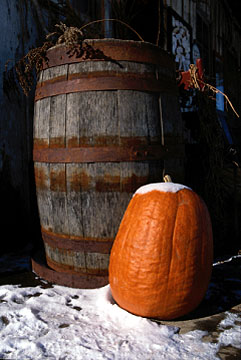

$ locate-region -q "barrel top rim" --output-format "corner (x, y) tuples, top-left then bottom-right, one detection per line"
(48, 38), (167, 51)
(43, 38), (174, 69)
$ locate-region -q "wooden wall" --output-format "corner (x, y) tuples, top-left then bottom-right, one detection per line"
(0, 0), (44, 254)
(162, 0), (241, 254)
(163, 0), (241, 68)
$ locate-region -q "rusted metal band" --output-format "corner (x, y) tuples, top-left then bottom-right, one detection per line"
(42, 40), (174, 69)
(45, 256), (108, 276)
(33, 145), (167, 163)
(35, 74), (171, 101)
(31, 250), (109, 288)
(41, 228), (113, 254)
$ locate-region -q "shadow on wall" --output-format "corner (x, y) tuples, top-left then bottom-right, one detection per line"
(183, 92), (241, 258)
(0, 148), (41, 256)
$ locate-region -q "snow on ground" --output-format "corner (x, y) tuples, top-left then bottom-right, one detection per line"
(0, 253), (240, 360)
(0, 284), (220, 359)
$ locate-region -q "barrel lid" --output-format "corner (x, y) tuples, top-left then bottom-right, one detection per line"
(43, 38), (174, 70)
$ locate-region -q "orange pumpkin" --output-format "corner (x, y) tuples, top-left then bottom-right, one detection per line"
(109, 182), (213, 320)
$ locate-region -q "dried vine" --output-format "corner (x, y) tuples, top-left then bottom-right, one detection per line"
(15, 41), (53, 96)
(3, 0), (88, 98)
(9, 22), (85, 96)
(11, 21), (128, 96)
(188, 63), (240, 118)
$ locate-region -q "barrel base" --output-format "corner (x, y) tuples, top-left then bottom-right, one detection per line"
(31, 250), (109, 289)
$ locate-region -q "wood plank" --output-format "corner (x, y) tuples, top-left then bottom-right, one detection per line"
(79, 191), (128, 239)
(41, 64), (68, 81)
(66, 93), (80, 147)
(49, 163), (69, 235)
(72, 90), (119, 146)
(85, 252), (110, 272)
(49, 94), (67, 148)
(34, 162), (53, 231)
(66, 163), (84, 237)
(33, 97), (51, 148)
(117, 90), (161, 144)
(68, 60), (156, 76)
(33, 99), (40, 140)
(44, 243), (87, 273)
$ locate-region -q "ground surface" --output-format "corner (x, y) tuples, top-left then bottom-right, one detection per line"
(0, 248), (240, 359)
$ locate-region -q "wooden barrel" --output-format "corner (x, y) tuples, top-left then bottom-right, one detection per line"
(32, 39), (178, 288)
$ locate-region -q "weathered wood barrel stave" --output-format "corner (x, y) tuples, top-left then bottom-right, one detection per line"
(32, 39), (179, 288)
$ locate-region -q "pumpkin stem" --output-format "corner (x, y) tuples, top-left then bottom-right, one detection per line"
(163, 174), (172, 182)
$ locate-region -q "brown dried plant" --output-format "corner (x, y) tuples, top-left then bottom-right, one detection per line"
(12, 21), (124, 96)
(46, 22), (84, 46)
(188, 63), (239, 118)
(13, 22), (85, 96)
(15, 41), (53, 96)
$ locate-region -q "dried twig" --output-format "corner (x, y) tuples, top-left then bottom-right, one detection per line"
(202, 82), (240, 118)
(189, 64), (240, 118)
(47, 22), (83, 45)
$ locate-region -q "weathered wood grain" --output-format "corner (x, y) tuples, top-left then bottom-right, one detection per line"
(49, 94), (67, 148)
(33, 97), (50, 148)
(34, 162), (53, 230)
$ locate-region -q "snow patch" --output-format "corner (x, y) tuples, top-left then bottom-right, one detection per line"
(0, 282), (239, 359)
(213, 254), (241, 266)
(0, 248), (240, 359)
(135, 182), (191, 195)
(218, 312), (241, 349)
